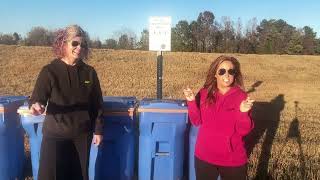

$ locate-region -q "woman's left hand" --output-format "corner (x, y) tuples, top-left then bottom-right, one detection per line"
(240, 97), (255, 112)
(93, 134), (103, 146)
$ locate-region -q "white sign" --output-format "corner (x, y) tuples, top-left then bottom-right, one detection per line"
(149, 16), (171, 51)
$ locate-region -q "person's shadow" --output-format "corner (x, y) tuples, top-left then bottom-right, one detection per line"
(245, 94), (285, 179)
(285, 101), (305, 178)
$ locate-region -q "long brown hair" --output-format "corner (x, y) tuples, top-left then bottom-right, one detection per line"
(203, 55), (244, 104)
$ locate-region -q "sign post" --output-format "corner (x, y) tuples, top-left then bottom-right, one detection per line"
(156, 51), (163, 99)
(149, 16), (171, 99)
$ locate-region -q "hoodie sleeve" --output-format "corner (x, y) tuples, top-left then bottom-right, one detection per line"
(29, 66), (51, 108)
(90, 69), (104, 135)
(235, 93), (254, 136)
(187, 91), (202, 126)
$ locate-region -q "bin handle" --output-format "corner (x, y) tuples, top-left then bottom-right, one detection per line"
(138, 108), (188, 113)
(17, 109), (46, 115)
(155, 152), (170, 156)
(17, 108), (31, 115)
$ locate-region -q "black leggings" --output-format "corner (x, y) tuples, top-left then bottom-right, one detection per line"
(38, 134), (92, 180)
(195, 156), (247, 180)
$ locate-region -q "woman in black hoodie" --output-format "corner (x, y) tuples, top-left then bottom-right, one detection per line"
(29, 24), (103, 180)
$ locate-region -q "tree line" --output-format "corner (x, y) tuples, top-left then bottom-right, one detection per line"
(1, 10), (319, 55)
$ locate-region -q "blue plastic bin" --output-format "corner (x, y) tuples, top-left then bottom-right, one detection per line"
(89, 96), (137, 180)
(18, 105), (45, 180)
(0, 96), (27, 180)
(188, 125), (220, 180)
(188, 125), (198, 180)
(138, 99), (188, 180)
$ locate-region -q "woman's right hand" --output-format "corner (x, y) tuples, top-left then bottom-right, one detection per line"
(183, 88), (195, 101)
(30, 102), (45, 115)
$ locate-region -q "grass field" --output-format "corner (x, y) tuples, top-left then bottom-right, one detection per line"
(1, 44), (320, 179)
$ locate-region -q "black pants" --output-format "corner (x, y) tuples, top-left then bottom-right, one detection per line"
(195, 156), (247, 180)
(38, 134), (93, 180)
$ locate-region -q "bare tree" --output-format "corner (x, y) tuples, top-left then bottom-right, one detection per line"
(0, 34), (15, 45)
(25, 26), (54, 46)
(112, 28), (137, 49)
(90, 39), (102, 49)
(221, 16), (235, 53)
(243, 18), (259, 53)
(196, 11), (215, 52)
(137, 29), (149, 50)
(105, 39), (117, 49)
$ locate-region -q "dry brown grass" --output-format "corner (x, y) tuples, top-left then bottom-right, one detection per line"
(1, 45), (320, 179)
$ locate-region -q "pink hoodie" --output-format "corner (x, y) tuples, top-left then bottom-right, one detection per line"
(187, 86), (254, 166)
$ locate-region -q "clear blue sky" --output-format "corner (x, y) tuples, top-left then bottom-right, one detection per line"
(1, 0), (319, 40)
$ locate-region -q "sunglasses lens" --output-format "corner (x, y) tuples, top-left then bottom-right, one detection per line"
(228, 69), (236, 75)
(71, 41), (80, 47)
(218, 68), (236, 76)
(71, 41), (87, 48)
(218, 69), (226, 76)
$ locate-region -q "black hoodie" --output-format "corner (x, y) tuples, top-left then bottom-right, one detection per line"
(30, 59), (103, 138)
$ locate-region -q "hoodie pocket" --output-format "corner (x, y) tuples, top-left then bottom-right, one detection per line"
(207, 135), (233, 155)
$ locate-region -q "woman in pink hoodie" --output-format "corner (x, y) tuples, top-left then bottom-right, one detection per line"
(184, 55), (254, 180)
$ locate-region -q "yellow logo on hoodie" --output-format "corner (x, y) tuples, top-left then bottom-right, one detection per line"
(84, 80), (90, 84)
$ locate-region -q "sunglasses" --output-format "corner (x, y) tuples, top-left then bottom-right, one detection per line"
(217, 68), (236, 76)
(71, 41), (87, 48)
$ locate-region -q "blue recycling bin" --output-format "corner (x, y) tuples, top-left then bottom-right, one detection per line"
(89, 96), (137, 180)
(188, 125), (220, 180)
(138, 99), (188, 180)
(18, 105), (45, 180)
(0, 96), (27, 180)
(188, 125), (198, 180)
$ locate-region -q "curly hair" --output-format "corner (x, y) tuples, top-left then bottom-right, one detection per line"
(203, 55), (244, 104)
(52, 25), (90, 60)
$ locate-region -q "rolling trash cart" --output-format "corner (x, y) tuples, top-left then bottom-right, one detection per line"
(138, 99), (188, 180)
(89, 96), (137, 180)
(0, 96), (27, 180)
(18, 103), (45, 180)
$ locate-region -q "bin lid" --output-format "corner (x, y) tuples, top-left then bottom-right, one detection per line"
(0, 96), (27, 105)
(17, 105), (31, 115)
(103, 96), (137, 111)
(0, 96), (27, 113)
(17, 105), (45, 124)
(138, 98), (187, 113)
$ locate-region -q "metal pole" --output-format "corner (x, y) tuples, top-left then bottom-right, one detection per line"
(156, 51), (163, 99)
